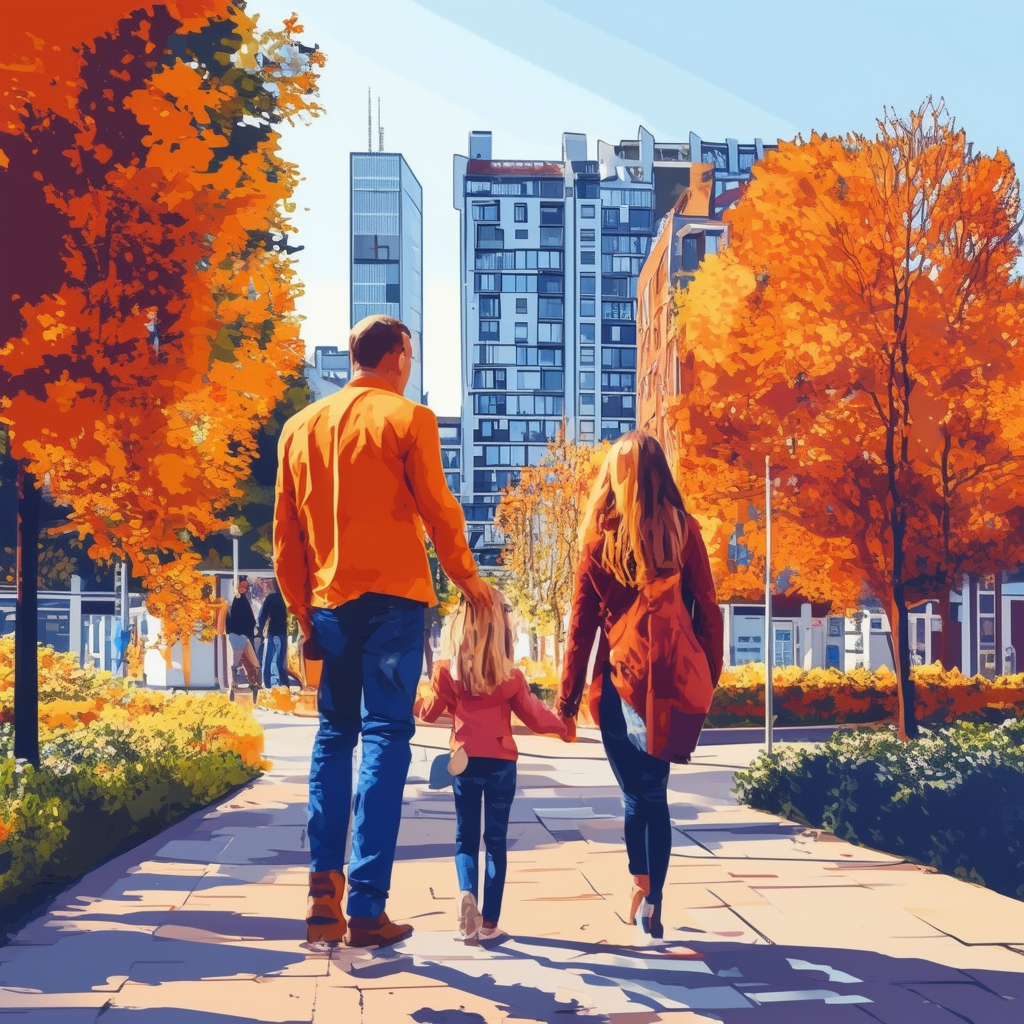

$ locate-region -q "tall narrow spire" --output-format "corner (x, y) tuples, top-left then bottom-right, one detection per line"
(367, 87), (372, 152)
(378, 97), (384, 152)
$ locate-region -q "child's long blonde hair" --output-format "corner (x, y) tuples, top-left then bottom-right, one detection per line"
(579, 431), (689, 587)
(442, 586), (516, 696)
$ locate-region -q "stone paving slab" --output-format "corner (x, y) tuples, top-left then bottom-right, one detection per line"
(1, 710), (1022, 1023)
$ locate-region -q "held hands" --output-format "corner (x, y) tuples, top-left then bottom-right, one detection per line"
(301, 634), (323, 662)
(458, 574), (493, 612)
(560, 715), (577, 743)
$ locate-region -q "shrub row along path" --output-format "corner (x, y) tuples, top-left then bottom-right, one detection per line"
(2, 712), (1022, 1023)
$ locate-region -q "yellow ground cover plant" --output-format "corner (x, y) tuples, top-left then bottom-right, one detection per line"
(0, 638), (266, 919)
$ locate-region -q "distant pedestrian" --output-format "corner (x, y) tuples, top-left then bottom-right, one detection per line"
(258, 581), (290, 688)
(226, 577), (261, 696)
(415, 587), (569, 943)
(559, 432), (723, 941)
(274, 314), (491, 949)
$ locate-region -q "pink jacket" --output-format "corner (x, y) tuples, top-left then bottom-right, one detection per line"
(415, 662), (567, 760)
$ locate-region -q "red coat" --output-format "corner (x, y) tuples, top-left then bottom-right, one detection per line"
(558, 521), (724, 723)
(416, 662), (567, 760)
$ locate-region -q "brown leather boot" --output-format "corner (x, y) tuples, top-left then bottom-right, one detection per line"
(306, 870), (346, 943)
(628, 874), (650, 924)
(345, 912), (413, 949)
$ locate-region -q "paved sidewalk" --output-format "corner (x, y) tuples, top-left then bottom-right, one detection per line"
(1, 710), (1022, 1023)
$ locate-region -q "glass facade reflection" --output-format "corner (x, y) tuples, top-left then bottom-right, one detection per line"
(350, 152), (424, 403)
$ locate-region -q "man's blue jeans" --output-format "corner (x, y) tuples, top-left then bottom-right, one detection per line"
(452, 757), (517, 923)
(308, 593), (425, 919)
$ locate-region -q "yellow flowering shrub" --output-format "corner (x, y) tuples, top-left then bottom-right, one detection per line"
(0, 638), (266, 914)
(517, 647), (1024, 728)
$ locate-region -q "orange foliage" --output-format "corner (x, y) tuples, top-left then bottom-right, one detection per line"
(669, 99), (1024, 738)
(0, 5), (322, 644)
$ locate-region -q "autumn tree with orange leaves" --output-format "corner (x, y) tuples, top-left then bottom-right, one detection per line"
(670, 99), (1024, 740)
(495, 433), (607, 671)
(0, 4), (322, 762)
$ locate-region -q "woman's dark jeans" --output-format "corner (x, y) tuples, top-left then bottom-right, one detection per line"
(600, 672), (671, 905)
(452, 756), (517, 923)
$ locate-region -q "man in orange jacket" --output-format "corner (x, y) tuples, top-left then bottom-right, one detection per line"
(274, 314), (489, 949)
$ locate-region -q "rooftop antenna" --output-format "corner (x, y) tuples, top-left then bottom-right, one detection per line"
(378, 97), (384, 152)
(367, 87), (372, 152)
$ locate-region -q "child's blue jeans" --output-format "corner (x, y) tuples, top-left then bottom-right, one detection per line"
(452, 756), (517, 923)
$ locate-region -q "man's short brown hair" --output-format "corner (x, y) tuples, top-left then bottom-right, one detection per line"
(349, 315), (410, 369)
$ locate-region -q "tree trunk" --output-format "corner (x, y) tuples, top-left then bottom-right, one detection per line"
(14, 466), (40, 766)
(889, 582), (918, 741)
(937, 587), (952, 669)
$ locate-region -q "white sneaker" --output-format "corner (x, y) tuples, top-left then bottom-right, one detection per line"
(458, 892), (482, 940)
(635, 898), (664, 941)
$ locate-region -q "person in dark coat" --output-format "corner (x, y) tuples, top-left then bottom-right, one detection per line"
(226, 577), (261, 693)
(558, 432), (723, 942)
(258, 581), (291, 688)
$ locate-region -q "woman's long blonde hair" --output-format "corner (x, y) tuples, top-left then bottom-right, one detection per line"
(442, 586), (516, 696)
(579, 431), (689, 587)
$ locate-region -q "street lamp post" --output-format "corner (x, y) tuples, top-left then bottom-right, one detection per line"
(765, 455), (773, 755)
(229, 524), (242, 596)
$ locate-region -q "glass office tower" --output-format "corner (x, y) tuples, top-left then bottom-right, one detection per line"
(350, 152), (424, 403)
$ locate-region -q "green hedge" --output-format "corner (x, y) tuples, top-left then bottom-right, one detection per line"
(733, 719), (1024, 899)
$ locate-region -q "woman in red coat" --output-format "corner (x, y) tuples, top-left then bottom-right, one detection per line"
(558, 432), (723, 939)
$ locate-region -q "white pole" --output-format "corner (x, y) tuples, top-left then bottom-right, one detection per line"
(765, 455), (773, 754)
(121, 559), (130, 678)
(232, 535), (239, 597)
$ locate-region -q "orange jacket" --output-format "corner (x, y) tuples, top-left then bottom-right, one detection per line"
(273, 376), (478, 635)
(415, 662), (567, 760)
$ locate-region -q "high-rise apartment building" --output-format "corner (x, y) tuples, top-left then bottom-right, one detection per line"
(636, 135), (776, 467)
(454, 127), (741, 564)
(350, 152), (424, 403)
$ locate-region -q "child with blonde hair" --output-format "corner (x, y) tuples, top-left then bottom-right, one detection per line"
(415, 586), (569, 941)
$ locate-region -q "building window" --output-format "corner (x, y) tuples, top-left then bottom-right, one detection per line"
(517, 370), (541, 391)
(580, 346), (595, 366)
(479, 296), (500, 317)
(539, 227), (564, 247)
(580, 323), (596, 344)
(514, 203), (527, 223)
(602, 208), (620, 229)
(537, 322), (563, 343)
(474, 273), (498, 292)
(538, 273), (564, 294)
(476, 224), (504, 247)
(539, 204), (563, 226)
(479, 320), (499, 341)
(580, 392), (595, 412)
(538, 297), (563, 319)
(580, 204), (595, 219)
(472, 368), (507, 389)
(471, 202), (499, 222)
(580, 299), (596, 317)
(629, 208), (652, 231)
(580, 250), (596, 265)
(515, 228), (528, 239)
(580, 275), (596, 296)
(514, 322), (528, 343)
(579, 371), (595, 390)
(539, 180), (563, 197)
(515, 298), (528, 314)
(601, 347), (636, 369)
(602, 300), (634, 320)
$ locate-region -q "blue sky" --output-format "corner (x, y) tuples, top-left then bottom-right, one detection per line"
(253, 0), (1024, 416)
